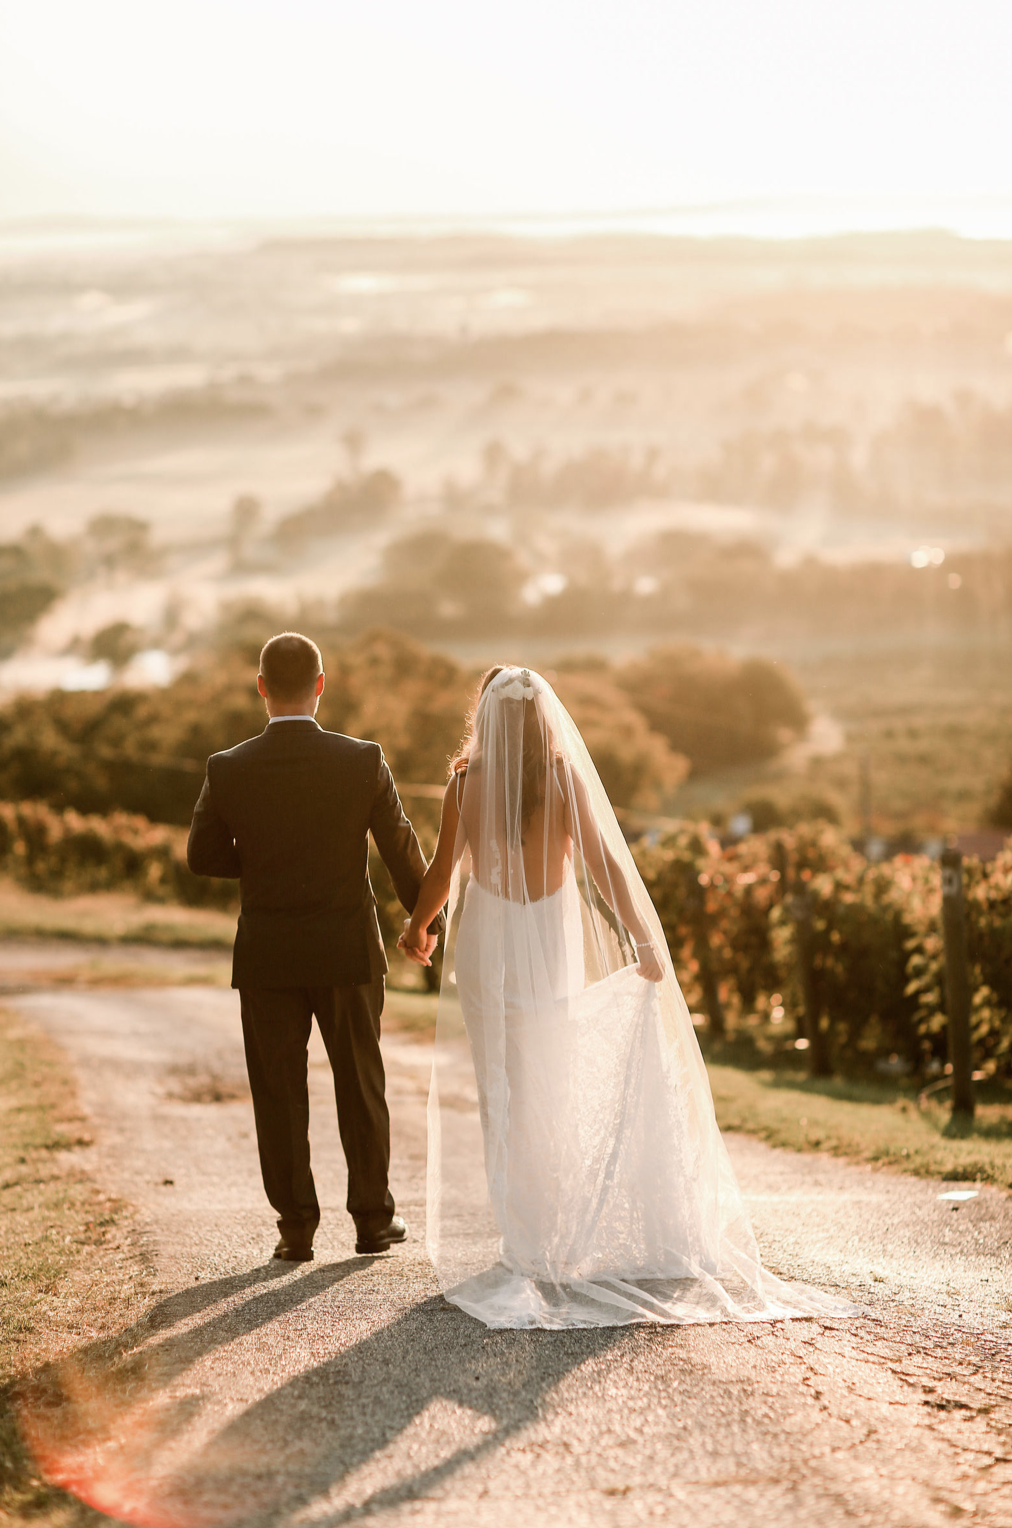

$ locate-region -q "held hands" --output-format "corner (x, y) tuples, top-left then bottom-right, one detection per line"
(397, 918), (438, 968)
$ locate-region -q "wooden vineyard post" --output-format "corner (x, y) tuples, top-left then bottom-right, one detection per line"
(940, 848), (975, 1120)
(685, 867), (725, 1039)
(788, 884), (832, 1078)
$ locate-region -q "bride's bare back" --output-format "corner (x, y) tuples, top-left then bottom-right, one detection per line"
(458, 759), (573, 902)
(402, 669), (662, 981)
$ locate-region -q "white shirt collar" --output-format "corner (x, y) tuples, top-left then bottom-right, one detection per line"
(268, 715), (318, 724)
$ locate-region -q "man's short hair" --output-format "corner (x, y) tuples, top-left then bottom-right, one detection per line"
(259, 632), (323, 700)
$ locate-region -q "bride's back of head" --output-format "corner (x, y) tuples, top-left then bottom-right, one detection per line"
(450, 665), (563, 827)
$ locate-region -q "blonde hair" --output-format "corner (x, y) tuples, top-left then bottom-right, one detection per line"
(448, 666), (506, 776)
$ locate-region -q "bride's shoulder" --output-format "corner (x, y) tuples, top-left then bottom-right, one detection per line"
(448, 757), (485, 804)
(452, 758), (484, 780)
(448, 763), (468, 808)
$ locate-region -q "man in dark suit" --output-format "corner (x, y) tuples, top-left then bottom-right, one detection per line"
(187, 631), (438, 1262)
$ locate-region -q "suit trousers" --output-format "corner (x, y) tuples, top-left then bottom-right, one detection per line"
(238, 980), (395, 1242)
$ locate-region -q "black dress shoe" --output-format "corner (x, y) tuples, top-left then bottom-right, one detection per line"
(273, 1236), (314, 1262)
(355, 1215), (408, 1255)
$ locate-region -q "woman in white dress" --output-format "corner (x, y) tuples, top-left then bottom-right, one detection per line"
(400, 665), (849, 1330)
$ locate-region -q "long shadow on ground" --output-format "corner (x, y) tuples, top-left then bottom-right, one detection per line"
(16, 1259), (623, 1526)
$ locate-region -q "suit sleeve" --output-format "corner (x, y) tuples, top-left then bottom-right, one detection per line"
(369, 749), (445, 934)
(186, 764), (241, 879)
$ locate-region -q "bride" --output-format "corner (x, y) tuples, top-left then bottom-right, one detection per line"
(400, 665), (849, 1330)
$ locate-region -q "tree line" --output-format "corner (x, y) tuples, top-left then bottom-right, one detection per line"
(0, 625), (806, 825)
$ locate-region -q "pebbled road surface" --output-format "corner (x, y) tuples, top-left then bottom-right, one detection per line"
(8, 980), (1012, 1528)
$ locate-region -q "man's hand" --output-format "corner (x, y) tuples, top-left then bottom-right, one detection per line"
(397, 918), (437, 967)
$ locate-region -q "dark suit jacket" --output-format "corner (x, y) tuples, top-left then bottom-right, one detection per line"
(186, 720), (433, 989)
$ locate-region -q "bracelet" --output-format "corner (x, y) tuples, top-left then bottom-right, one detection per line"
(635, 940), (655, 950)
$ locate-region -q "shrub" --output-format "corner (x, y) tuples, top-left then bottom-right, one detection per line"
(0, 800), (235, 908)
(767, 837), (924, 1069)
(552, 670), (688, 809)
(635, 824), (1012, 1080)
(618, 645), (808, 772)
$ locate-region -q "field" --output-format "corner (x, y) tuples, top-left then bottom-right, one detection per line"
(3, 224), (1012, 842)
(681, 647), (1012, 838)
(0, 876), (234, 948)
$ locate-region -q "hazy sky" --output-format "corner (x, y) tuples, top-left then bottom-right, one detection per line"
(1, 0), (1011, 221)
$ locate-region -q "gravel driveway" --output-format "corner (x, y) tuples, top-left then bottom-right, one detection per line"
(9, 981), (1012, 1528)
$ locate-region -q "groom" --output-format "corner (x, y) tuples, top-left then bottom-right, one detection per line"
(187, 631), (439, 1261)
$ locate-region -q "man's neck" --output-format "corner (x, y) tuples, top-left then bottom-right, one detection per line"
(266, 699), (318, 719)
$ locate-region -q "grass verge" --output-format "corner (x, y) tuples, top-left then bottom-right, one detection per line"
(0, 1006), (149, 1524)
(2, 955), (231, 991)
(708, 1064), (1012, 1190)
(0, 876), (234, 949)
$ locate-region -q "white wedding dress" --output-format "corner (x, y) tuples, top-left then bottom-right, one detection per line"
(427, 667), (853, 1329)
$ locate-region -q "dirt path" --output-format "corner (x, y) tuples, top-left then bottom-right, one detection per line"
(9, 982), (1012, 1528)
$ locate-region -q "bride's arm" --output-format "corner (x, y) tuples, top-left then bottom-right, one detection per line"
(565, 770), (664, 981)
(398, 775), (464, 965)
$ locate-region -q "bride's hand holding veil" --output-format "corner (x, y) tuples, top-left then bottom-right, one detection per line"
(633, 942), (664, 982)
(563, 769), (664, 982)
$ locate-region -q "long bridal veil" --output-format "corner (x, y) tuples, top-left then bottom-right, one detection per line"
(427, 667), (852, 1329)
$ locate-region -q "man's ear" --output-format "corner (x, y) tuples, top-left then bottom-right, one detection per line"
(257, 674), (268, 698)
(315, 672), (326, 697)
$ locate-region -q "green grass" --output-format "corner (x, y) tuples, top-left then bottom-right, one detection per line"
(0, 1006), (142, 1523)
(0, 876), (235, 949)
(709, 1063), (1012, 1189)
(4, 954), (232, 989)
(0, 1011), (94, 1376)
